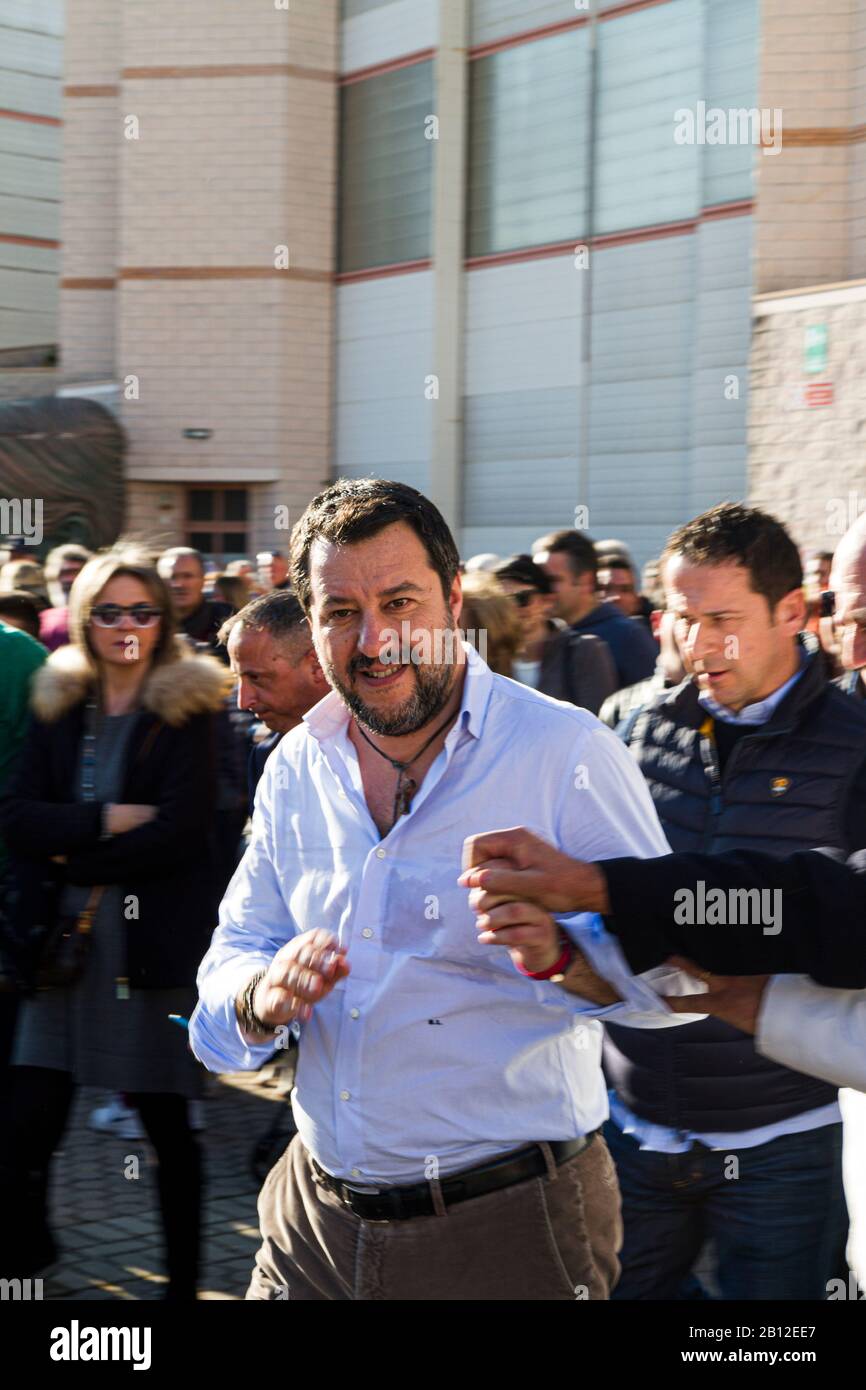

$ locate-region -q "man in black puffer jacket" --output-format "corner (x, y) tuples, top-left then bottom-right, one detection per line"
(604, 503), (866, 1302)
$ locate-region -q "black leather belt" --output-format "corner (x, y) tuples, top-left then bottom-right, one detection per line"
(310, 1132), (598, 1222)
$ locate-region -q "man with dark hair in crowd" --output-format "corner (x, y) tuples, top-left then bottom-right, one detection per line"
(594, 540), (653, 631)
(219, 590), (329, 815)
(39, 543), (92, 651)
(596, 501), (866, 1301)
(190, 476), (700, 1302)
(157, 547), (232, 654)
(0, 590), (43, 644)
(600, 556), (688, 731)
(491, 554), (617, 713)
(532, 530), (657, 690)
(256, 550), (290, 592)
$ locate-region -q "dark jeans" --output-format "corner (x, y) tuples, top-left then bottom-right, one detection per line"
(0, 1066), (203, 1299)
(604, 1116), (847, 1301)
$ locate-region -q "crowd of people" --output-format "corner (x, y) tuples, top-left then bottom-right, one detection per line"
(0, 482), (864, 1301)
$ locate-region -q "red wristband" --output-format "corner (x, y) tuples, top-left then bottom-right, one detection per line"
(514, 931), (574, 981)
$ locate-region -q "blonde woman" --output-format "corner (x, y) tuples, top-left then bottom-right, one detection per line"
(458, 570), (523, 677)
(0, 547), (229, 1299)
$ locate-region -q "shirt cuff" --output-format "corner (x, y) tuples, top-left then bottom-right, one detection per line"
(189, 958), (280, 1073)
(561, 913), (709, 1022)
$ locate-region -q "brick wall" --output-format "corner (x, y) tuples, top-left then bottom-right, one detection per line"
(58, 0), (339, 547)
(755, 0), (865, 293)
(748, 290), (866, 551)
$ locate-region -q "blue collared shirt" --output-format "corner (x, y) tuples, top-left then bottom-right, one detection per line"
(190, 649), (692, 1183)
(697, 649), (806, 726)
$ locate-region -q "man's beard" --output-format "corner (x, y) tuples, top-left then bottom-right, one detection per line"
(323, 618), (457, 737)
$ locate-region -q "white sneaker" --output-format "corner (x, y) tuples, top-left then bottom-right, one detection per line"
(88, 1096), (145, 1140)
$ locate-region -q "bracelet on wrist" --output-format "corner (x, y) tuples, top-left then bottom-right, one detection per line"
(514, 929), (575, 982)
(238, 969), (275, 1038)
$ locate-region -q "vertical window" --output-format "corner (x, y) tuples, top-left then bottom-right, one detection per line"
(185, 488), (248, 564)
(467, 29), (591, 258)
(339, 61), (434, 272)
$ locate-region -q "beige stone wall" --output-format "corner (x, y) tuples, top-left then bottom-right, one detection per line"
(747, 291), (866, 552)
(58, 0), (120, 380)
(755, 0), (865, 293)
(58, 0), (339, 553)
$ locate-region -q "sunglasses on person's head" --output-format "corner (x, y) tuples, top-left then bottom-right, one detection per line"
(90, 603), (163, 628)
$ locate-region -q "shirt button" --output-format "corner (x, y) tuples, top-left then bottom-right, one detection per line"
(350, 1008), (360, 1019)
(340, 1090), (351, 1101)
(361, 928), (373, 939)
(351, 1168), (360, 1177)
(375, 848), (386, 859)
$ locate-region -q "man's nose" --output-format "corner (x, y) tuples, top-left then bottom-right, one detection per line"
(357, 611), (388, 658)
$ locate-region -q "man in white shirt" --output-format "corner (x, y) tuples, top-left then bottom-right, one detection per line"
(190, 478), (695, 1301)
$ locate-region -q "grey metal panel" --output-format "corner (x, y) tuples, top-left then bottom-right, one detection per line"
(343, 0), (398, 15)
(594, 0), (702, 233)
(0, 239), (57, 272)
(0, 265), (57, 312)
(702, 0), (759, 207)
(0, 191), (59, 239)
(334, 274), (433, 495)
(467, 29), (590, 256)
(0, 306), (55, 350)
(470, 1), (579, 46)
(340, 0), (437, 80)
(463, 386), (581, 526)
(0, 26), (63, 78)
(0, 1), (64, 36)
(0, 68), (62, 117)
(0, 149), (59, 201)
(0, 115), (60, 159)
(339, 62), (434, 271)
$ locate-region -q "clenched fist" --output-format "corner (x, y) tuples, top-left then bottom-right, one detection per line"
(237, 929), (350, 1041)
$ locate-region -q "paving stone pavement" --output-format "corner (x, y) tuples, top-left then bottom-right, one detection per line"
(38, 1059), (296, 1302)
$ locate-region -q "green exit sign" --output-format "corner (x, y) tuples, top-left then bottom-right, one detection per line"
(804, 324), (828, 375)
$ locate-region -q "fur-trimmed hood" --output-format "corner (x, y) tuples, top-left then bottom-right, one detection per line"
(31, 640), (232, 727)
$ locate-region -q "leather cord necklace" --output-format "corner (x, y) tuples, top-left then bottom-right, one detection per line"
(354, 707), (460, 829)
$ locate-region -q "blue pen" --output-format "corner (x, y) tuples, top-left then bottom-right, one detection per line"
(168, 1014), (189, 1031)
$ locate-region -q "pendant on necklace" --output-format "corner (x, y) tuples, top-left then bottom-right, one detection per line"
(396, 776), (417, 818)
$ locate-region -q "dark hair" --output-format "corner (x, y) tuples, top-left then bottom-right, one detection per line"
(218, 588), (310, 649)
(663, 503), (802, 610)
(492, 553), (552, 595)
(0, 589), (42, 641)
(531, 529), (597, 580)
(290, 478), (460, 612)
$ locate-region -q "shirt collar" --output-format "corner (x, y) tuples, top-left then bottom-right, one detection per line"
(303, 640), (493, 747)
(697, 647), (808, 726)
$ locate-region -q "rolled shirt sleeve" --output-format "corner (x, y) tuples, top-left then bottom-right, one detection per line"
(189, 756), (298, 1073)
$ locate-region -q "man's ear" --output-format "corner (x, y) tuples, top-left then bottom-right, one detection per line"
(305, 646), (329, 690)
(776, 586), (807, 634)
(450, 572), (463, 626)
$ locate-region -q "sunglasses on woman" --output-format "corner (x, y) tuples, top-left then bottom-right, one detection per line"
(509, 590), (538, 609)
(90, 603), (163, 629)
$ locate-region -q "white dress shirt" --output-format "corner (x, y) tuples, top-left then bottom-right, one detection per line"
(190, 649), (692, 1183)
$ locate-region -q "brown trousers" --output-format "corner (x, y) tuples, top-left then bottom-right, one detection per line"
(246, 1134), (622, 1301)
